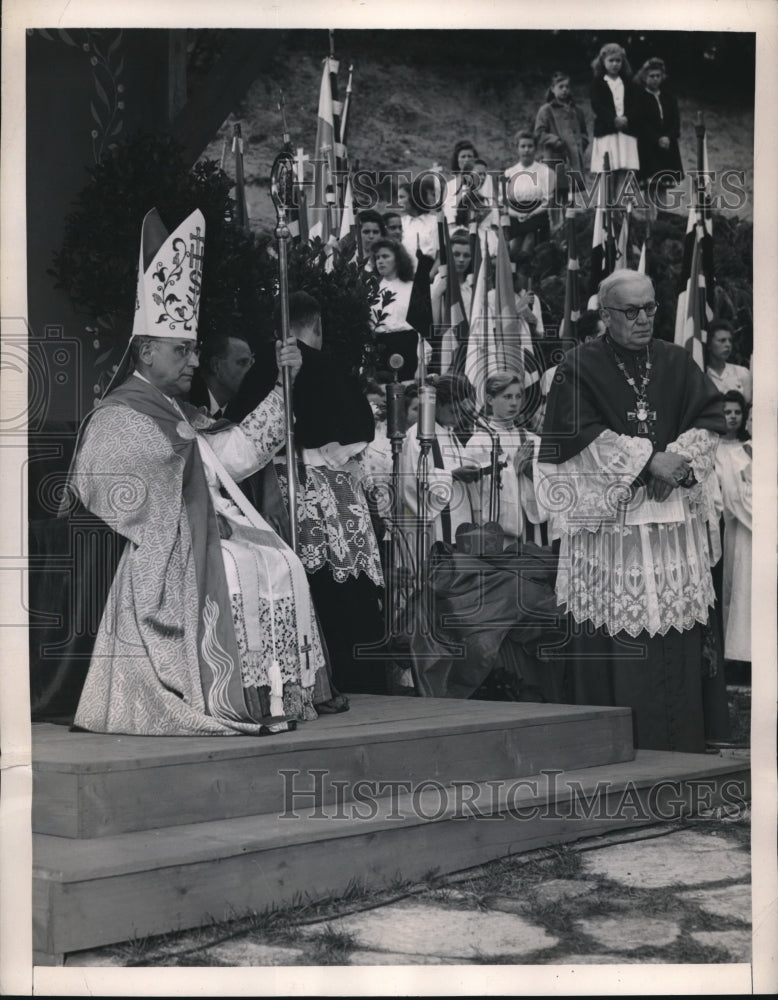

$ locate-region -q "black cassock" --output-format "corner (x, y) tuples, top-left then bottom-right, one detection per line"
(539, 336), (729, 752)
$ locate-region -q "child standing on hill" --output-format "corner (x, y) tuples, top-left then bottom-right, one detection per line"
(589, 42), (641, 194)
(534, 71), (589, 219)
(634, 57), (684, 194)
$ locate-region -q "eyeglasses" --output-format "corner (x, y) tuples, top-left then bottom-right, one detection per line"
(153, 340), (200, 360)
(605, 302), (658, 322)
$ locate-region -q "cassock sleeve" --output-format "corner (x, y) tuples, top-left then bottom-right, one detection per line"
(537, 429), (653, 540)
(540, 349), (621, 464)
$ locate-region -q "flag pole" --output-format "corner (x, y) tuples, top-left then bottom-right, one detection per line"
(270, 147), (299, 553)
(341, 63), (355, 147)
(603, 152), (615, 275)
(327, 30), (344, 229)
(694, 111), (706, 222)
(232, 123), (250, 234)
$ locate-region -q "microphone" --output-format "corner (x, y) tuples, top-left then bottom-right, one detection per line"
(417, 382), (437, 447)
(386, 354), (405, 443)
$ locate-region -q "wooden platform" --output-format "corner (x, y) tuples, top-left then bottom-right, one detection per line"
(32, 696), (750, 965)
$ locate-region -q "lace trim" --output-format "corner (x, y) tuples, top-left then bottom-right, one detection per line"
(239, 390), (286, 463)
(278, 464), (384, 586)
(555, 516), (716, 638)
(230, 591), (323, 721)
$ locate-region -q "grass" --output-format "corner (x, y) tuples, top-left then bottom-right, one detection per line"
(304, 925), (359, 965)
(203, 39), (754, 234)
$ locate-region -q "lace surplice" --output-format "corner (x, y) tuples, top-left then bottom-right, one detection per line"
(538, 428), (720, 638)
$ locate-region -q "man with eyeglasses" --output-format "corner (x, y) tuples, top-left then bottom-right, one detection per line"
(189, 332), (255, 418)
(538, 270), (726, 753)
(66, 208), (338, 737)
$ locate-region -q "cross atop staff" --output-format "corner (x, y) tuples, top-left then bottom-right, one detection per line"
(294, 147), (310, 183)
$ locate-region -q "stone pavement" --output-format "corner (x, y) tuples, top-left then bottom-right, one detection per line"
(65, 778), (752, 968)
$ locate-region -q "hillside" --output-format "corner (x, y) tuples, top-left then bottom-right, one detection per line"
(201, 34), (755, 235)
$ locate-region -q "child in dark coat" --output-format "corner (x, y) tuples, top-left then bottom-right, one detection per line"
(634, 56), (684, 193)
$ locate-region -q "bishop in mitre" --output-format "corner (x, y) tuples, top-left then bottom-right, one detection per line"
(67, 207), (336, 735)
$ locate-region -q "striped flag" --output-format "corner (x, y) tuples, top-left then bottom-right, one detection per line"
(464, 234), (493, 408)
(339, 173), (356, 241)
(615, 200), (631, 271)
(589, 157), (617, 298)
(309, 56), (341, 243)
(493, 224), (525, 384)
(406, 250), (435, 367)
(673, 207), (713, 369)
(519, 278), (544, 401)
(674, 126), (714, 369)
(463, 232), (540, 408)
(559, 206), (581, 341)
(467, 221), (483, 325)
(436, 214), (469, 373)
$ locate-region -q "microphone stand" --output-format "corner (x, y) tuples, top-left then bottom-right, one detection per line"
(269, 147), (299, 552)
(472, 406), (503, 525)
(415, 359), (436, 596)
(385, 354), (407, 629)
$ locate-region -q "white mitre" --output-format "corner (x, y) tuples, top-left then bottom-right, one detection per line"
(132, 207), (206, 340)
(103, 207), (206, 396)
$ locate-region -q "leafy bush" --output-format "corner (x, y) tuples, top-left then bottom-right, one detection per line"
(532, 208), (752, 362)
(50, 132), (373, 382)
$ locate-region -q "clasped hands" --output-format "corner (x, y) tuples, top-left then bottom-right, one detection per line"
(645, 451), (692, 501)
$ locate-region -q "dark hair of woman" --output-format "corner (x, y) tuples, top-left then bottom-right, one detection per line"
(358, 209), (386, 233)
(635, 56), (667, 87)
(577, 309), (603, 343)
(370, 237), (415, 282)
(428, 372), (476, 412)
(721, 389), (750, 441)
(450, 139), (479, 173)
(703, 317), (737, 368)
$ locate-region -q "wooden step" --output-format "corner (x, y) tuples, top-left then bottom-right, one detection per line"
(32, 750), (749, 963)
(32, 697), (635, 838)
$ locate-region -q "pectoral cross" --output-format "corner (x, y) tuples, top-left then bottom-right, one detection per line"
(627, 401), (656, 435)
(299, 635), (312, 673)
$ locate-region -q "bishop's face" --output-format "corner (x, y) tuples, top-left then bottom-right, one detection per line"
(601, 274), (656, 352)
(142, 337), (200, 397)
